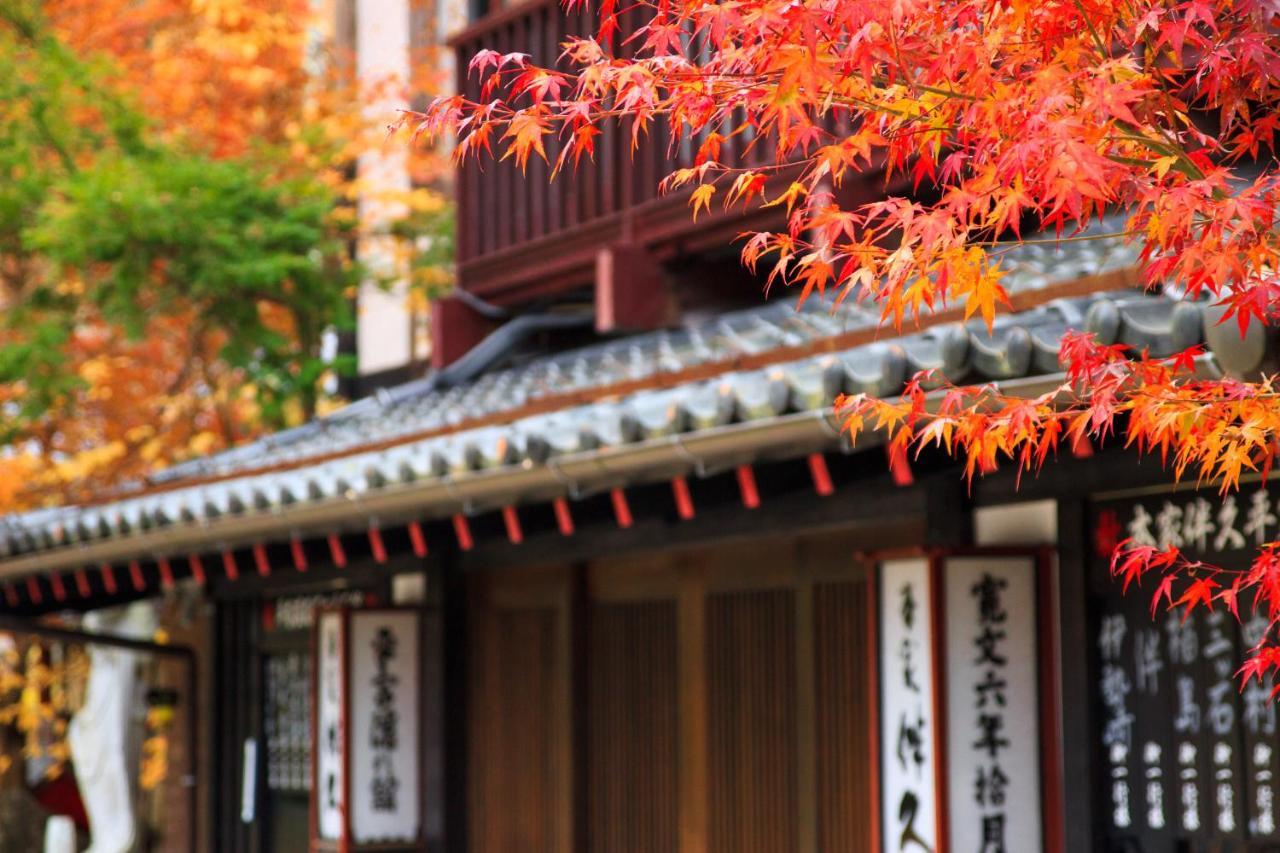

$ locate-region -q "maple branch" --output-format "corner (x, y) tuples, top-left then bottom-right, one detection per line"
(982, 230), (1138, 252)
(1070, 0), (1107, 57)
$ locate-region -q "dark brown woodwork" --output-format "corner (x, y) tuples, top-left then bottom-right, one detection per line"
(430, 294), (500, 370)
(586, 601), (680, 853)
(450, 0), (790, 306)
(706, 588), (800, 853)
(460, 528), (895, 853)
(468, 607), (557, 852)
(467, 567), (573, 853)
(677, 561), (710, 853)
(595, 243), (673, 333)
(813, 580), (875, 851)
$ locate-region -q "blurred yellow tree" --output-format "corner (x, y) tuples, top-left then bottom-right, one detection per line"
(0, 0), (450, 511)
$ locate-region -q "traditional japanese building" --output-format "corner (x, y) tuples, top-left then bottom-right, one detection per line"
(3, 4), (1279, 853)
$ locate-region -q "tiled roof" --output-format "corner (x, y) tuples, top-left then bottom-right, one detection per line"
(0, 229), (1203, 562)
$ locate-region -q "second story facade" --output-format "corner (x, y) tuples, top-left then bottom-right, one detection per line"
(434, 0), (896, 369)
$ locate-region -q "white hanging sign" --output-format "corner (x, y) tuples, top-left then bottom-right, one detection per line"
(879, 557), (940, 853)
(348, 609), (422, 844)
(314, 611), (346, 841)
(943, 555), (1044, 853)
(240, 737), (258, 824)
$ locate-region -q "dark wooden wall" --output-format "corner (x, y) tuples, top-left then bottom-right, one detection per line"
(587, 601), (679, 853)
(813, 579), (877, 849)
(467, 566), (574, 853)
(461, 528), (893, 853)
(189, 435), (1225, 853)
(706, 588), (799, 853)
(449, 0), (788, 306)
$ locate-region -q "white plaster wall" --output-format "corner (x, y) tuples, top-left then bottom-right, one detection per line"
(392, 571), (427, 604)
(974, 499), (1058, 545)
(356, 0), (414, 376)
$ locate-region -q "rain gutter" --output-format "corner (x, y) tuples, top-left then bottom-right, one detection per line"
(0, 371), (1076, 579)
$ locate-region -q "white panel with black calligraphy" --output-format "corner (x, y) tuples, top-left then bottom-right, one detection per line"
(316, 611), (345, 841)
(944, 556), (1043, 853)
(348, 610), (422, 843)
(880, 557), (939, 853)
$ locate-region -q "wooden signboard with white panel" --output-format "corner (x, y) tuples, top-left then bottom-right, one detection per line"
(875, 548), (1060, 853)
(311, 607), (423, 852)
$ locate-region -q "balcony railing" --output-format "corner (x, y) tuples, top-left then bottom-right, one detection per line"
(450, 0), (785, 305)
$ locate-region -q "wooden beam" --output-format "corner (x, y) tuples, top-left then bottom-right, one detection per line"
(595, 243), (673, 333)
(430, 294), (499, 370)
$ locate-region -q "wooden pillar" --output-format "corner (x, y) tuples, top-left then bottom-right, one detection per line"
(570, 564), (589, 853)
(1055, 499), (1095, 853)
(795, 581), (817, 853)
(442, 552), (469, 853)
(678, 564), (708, 853)
(552, 574), (575, 853)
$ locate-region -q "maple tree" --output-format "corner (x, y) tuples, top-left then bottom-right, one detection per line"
(409, 0), (1280, 685)
(0, 0), (450, 510)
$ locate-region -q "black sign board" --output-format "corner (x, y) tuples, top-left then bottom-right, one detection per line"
(1089, 487), (1280, 853)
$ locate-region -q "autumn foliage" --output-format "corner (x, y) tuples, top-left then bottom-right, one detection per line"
(410, 0), (1280, 684)
(0, 0), (448, 511)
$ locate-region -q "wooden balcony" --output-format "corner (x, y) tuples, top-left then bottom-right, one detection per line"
(449, 0), (789, 308)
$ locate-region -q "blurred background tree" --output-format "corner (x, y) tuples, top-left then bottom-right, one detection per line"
(0, 0), (451, 511)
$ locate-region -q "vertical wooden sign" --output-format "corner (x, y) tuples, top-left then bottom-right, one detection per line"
(942, 555), (1043, 853)
(348, 609), (422, 844)
(877, 549), (1055, 853)
(312, 607), (423, 850)
(314, 610), (346, 844)
(879, 556), (942, 853)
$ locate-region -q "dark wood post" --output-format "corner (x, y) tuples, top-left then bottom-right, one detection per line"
(1055, 499), (1096, 852)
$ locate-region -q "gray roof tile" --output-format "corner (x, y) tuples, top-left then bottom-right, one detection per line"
(0, 225), (1214, 559)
